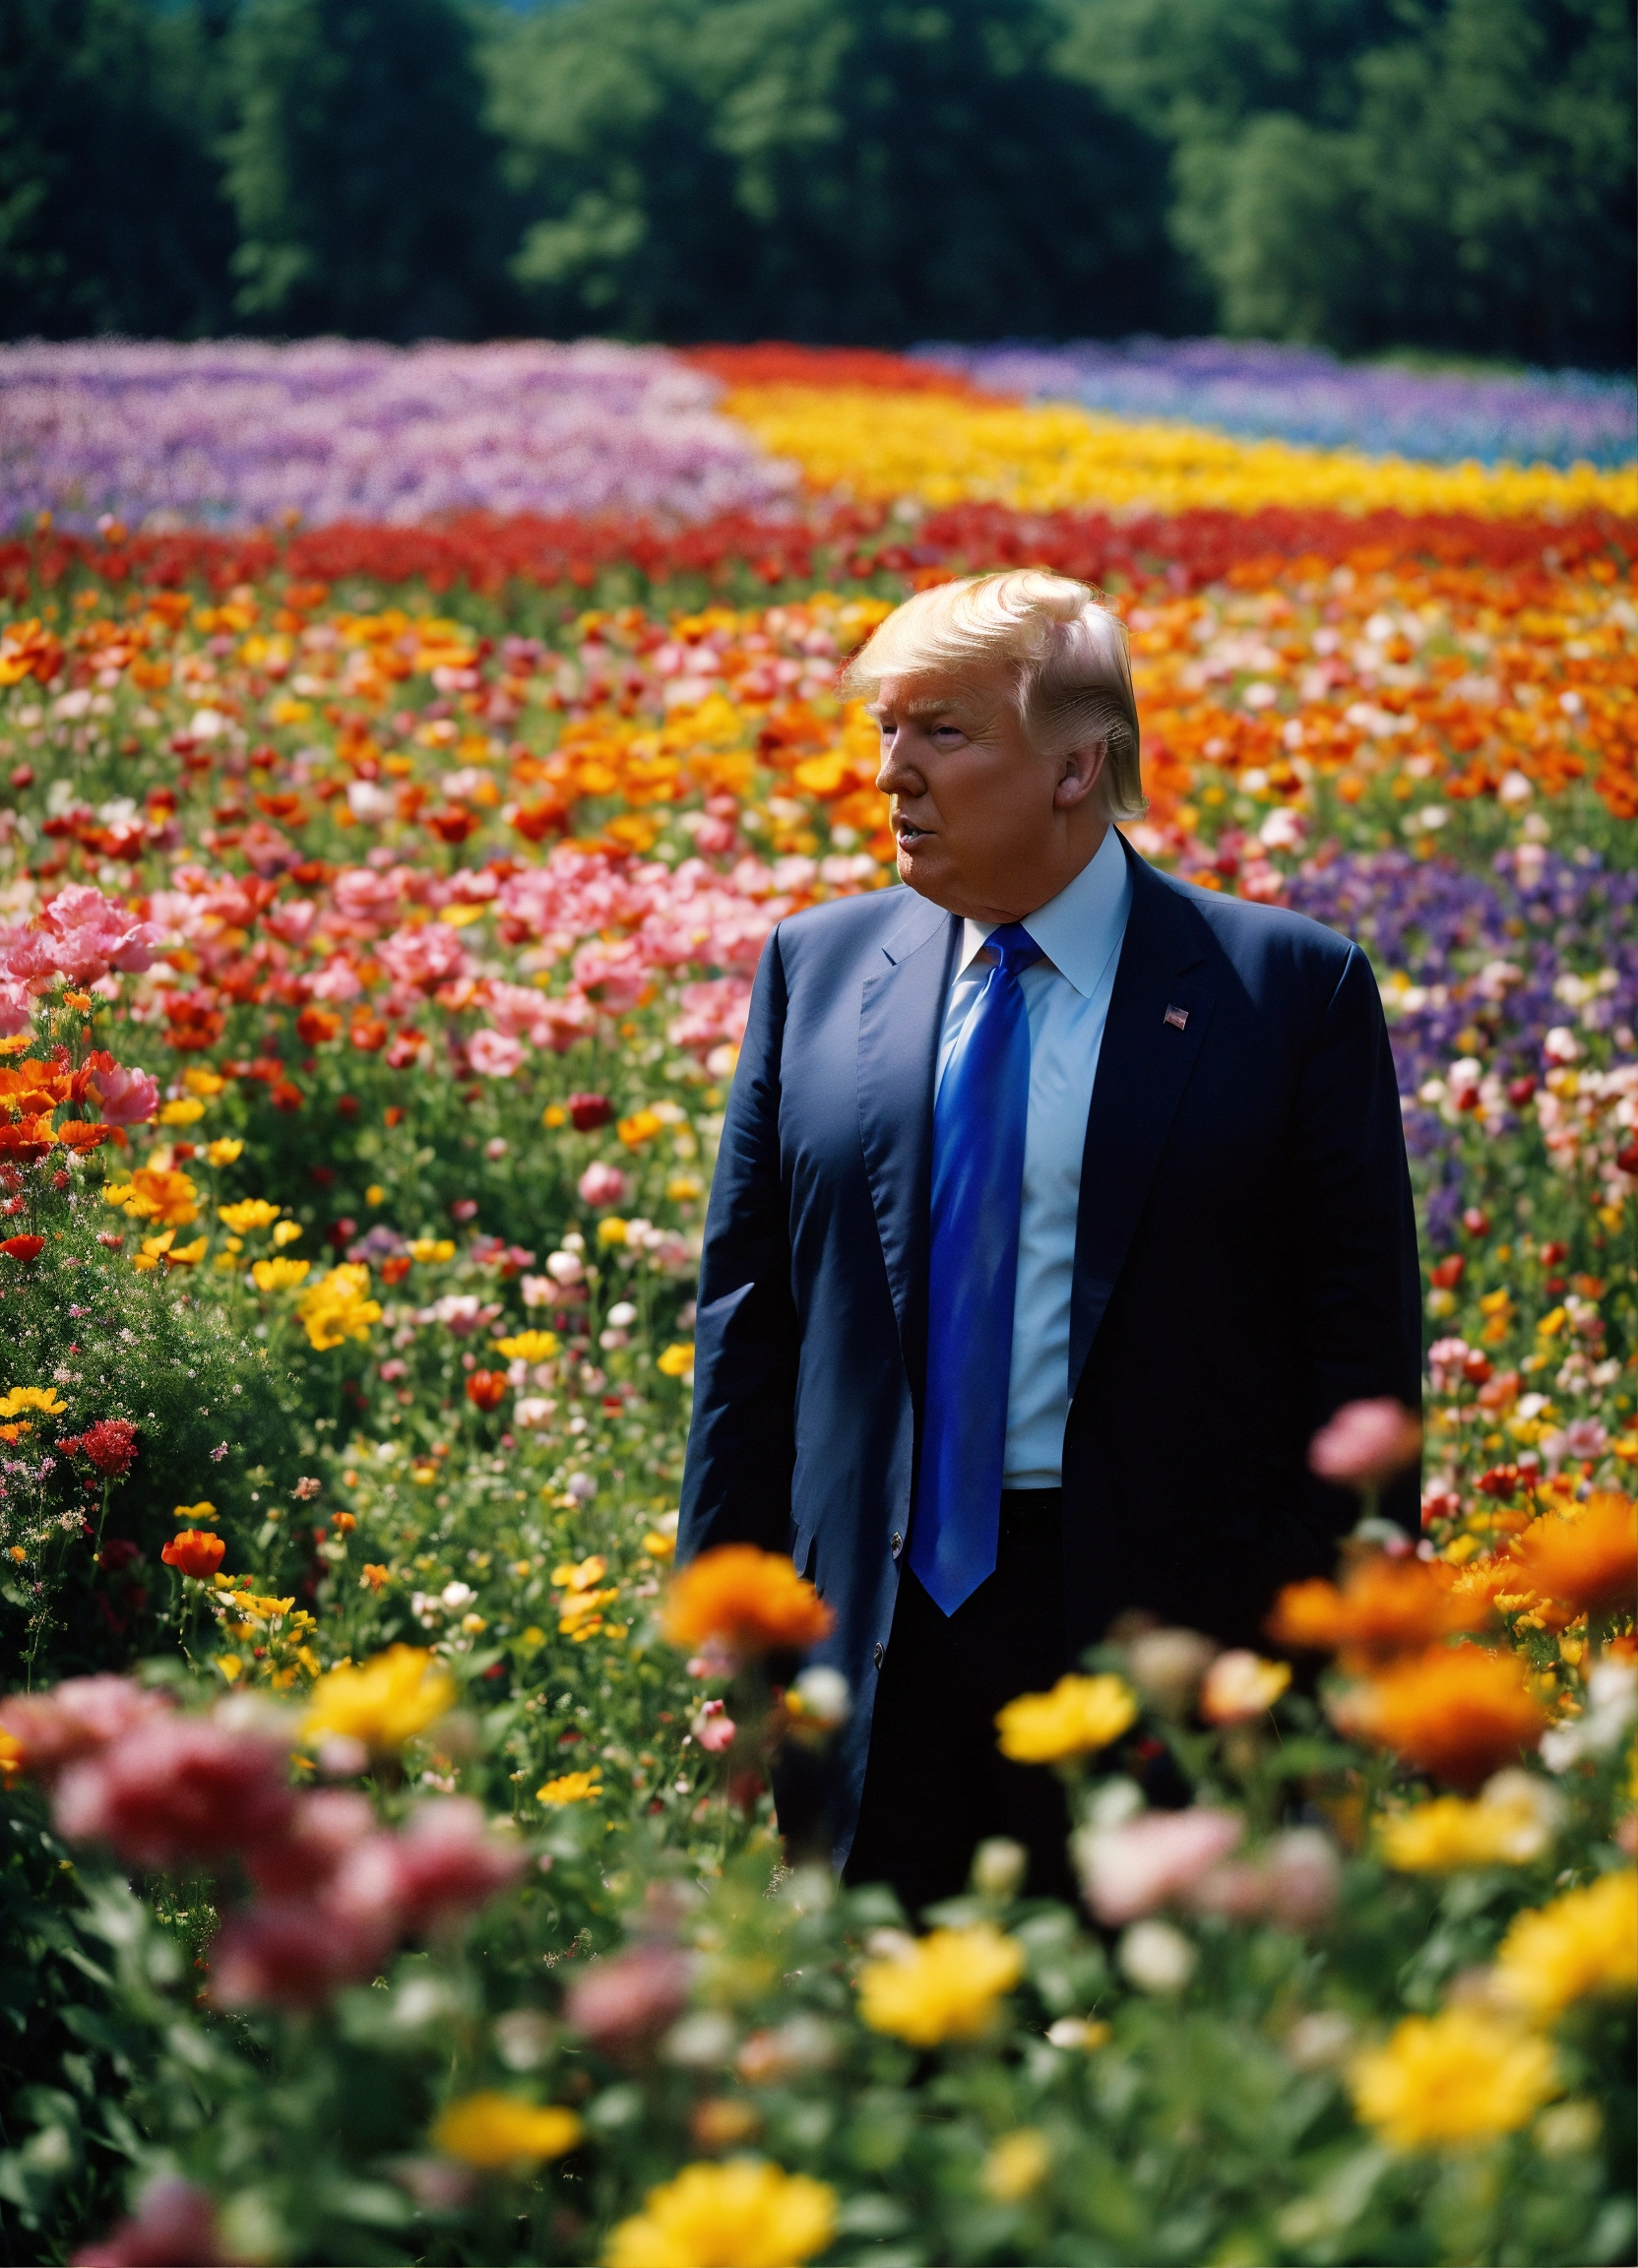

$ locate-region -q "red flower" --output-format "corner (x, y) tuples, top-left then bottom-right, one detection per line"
(466, 1369), (507, 1412)
(161, 1530), (224, 1579)
(207, 1900), (390, 2012)
(52, 1715), (295, 1869)
(0, 1234), (45, 1262)
(70, 2175), (222, 2268)
(295, 1006), (342, 1045)
(568, 1092), (612, 1131)
(329, 1796), (525, 1938)
(74, 1418), (139, 1477)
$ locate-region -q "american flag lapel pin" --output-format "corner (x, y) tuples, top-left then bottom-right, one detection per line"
(1164, 1004), (1189, 1032)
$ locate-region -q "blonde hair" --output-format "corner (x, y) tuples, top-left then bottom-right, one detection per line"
(839, 569), (1145, 823)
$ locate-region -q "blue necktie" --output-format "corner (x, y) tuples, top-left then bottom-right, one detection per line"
(910, 922), (1043, 1616)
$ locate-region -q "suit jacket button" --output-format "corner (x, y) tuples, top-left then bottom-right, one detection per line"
(890, 1532), (904, 1558)
(873, 1642), (884, 1668)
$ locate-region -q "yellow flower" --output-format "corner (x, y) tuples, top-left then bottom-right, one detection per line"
(205, 1138), (243, 1166)
(1491, 1871), (1638, 2023)
(158, 1096), (206, 1126)
(553, 1554), (608, 1593)
(981, 2129), (1051, 2203)
(492, 1330), (559, 1361)
(603, 2160), (837, 2268)
(182, 1068), (225, 1099)
(995, 1673), (1137, 1763)
(1200, 1650), (1292, 1724)
(537, 1770), (602, 1805)
(296, 1263), (381, 1351)
(219, 1199), (282, 1234)
(163, 1236), (207, 1269)
(657, 1343), (695, 1379)
(1350, 2008), (1557, 2149)
(251, 1255), (310, 1292)
(0, 1728), (24, 1785)
(1378, 1783), (1558, 1872)
(173, 1500), (218, 1524)
(410, 1236), (456, 1263)
(272, 1219), (303, 1247)
(597, 1217), (629, 1247)
(0, 1386), (66, 1418)
(432, 2093), (583, 2171)
(111, 1166), (199, 1227)
(365, 1183), (385, 1205)
(857, 1923), (1024, 2046)
(302, 1644), (455, 1752)
(666, 1174), (703, 1203)
(617, 1108), (663, 1148)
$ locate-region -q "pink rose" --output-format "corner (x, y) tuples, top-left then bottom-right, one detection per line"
(578, 1161), (629, 1209)
(468, 1027), (525, 1079)
(1076, 1806), (1244, 1925)
(1308, 1399), (1422, 1488)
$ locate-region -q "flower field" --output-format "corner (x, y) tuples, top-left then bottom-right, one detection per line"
(0, 340), (1634, 2268)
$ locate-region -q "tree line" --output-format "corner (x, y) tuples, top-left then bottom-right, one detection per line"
(2, 0), (1632, 364)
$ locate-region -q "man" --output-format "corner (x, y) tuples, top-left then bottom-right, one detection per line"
(678, 569), (1420, 1912)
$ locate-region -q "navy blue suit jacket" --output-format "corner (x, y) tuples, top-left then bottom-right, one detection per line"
(678, 837), (1421, 1858)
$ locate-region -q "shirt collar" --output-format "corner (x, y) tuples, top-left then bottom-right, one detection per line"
(957, 825), (1132, 999)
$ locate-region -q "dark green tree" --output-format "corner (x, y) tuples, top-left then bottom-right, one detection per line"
(484, 0), (1189, 343)
(221, 0), (521, 337)
(0, 0), (238, 340)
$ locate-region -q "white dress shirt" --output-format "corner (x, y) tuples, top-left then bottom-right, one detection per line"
(934, 825), (1133, 1486)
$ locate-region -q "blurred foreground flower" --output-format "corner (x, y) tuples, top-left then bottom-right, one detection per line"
(1340, 1645), (1547, 1789)
(603, 2159), (836, 2268)
(0, 1674), (168, 1785)
(566, 1943), (693, 2061)
(1351, 2008), (1557, 2149)
(302, 1646), (455, 1755)
(1307, 1399), (1422, 1488)
(52, 1712), (294, 1869)
(1200, 1650), (1291, 1724)
(662, 1544), (832, 1659)
(981, 2128), (1051, 2202)
(994, 1672), (1136, 1762)
(1509, 1491), (1637, 1623)
(1490, 1871), (1638, 2022)
(857, 1922), (1023, 2045)
(1268, 1554), (1489, 1667)
(1378, 1772), (1564, 1871)
(70, 2175), (222, 2267)
(1076, 1805), (1242, 1925)
(432, 2092), (583, 2171)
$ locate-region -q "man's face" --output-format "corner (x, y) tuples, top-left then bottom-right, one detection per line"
(872, 665), (1105, 923)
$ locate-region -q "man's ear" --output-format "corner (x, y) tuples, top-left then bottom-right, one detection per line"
(1052, 739), (1107, 811)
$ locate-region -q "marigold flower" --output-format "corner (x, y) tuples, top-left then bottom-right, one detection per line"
(662, 1544), (832, 1658)
(1341, 1646), (1547, 1790)
(1490, 1870), (1638, 2023)
(432, 2093), (583, 2172)
(296, 1262), (381, 1351)
(537, 1769), (602, 1805)
(205, 1138), (243, 1166)
(1350, 2008), (1557, 2149)
(0, 1385), (66, 1418)
(302, 1645), (454, 1753)
(113, 1166), (199, 1227)
(603, 2159), (836, 2268)
(161, 1531), (225, 1579)
(1200, 1650), (1292, 1724)
(251, 1255), (310, 1292)
(1378, 1774), (1563, 1872)
(657, 1342), (695, 1379)
(1268, 1554), (1492, 1667)
(856, 1922), (1024, 2045)
(218, 1199), (282, 1234)
(492, 1330), (559, 1361)
(1508, 1492), (1637, 1622)
(465, 1369), (508, 1412)
(994, 1672), (1137, 1763)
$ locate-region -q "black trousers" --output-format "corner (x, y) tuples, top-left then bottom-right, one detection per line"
(844, 1489), (1076, 1917)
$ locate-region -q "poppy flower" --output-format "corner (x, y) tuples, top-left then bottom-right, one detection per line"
(161, 1530), (225, 1579)
(0, 1235), (45, 1263)
(466, 1370), (508, 1412)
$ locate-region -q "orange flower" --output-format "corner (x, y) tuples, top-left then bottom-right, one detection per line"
(465, 1369), (508, 1412)
(1340, 1647), (1546, 1790)
(662, 1544), (834, 1658)
(0, 1235), (46, 1264)
(161, 1530), (225, 1579)
(56, 1121), (111, 1154)
(1509, 1493), (1637, 1623)
(1268, 1554), (1492, 1668)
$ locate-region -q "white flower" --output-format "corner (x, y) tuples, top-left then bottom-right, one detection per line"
(1119, 1921), (1196, 1993)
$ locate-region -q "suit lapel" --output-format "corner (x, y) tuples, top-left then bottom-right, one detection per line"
(858, 891), (957, 1387)
(1068, 845), (1216, 1399)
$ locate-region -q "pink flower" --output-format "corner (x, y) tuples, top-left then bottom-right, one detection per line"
(80, 1060), (160, 1126)
(71, 2176), (221, 2267)
(38, 885), (159, 980)
(0, 1675), (169, 1787)
(564, 1943), (693, 2061)
(1076, 1806), (1244, 1925)
(468, 1027), (525, 1079)
(329, 1797), (524, 1938)
(0, 982), (32, 1036)
(244, 1789), (375, 1899)
(1187, 1829), (1341, 1934)
(53, 1714), (295, 1870)
(578, 1161), (629, 1209)
(378, 922), (473, 993)
(208, 1900), (391, 2012)
(693, 1698), (736, 1753)
(1308, 1399), (1422, 1488)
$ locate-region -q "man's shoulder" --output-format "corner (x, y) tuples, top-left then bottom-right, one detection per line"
(1140, 856), (1357, 997)
(772, 883), (938, 972)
